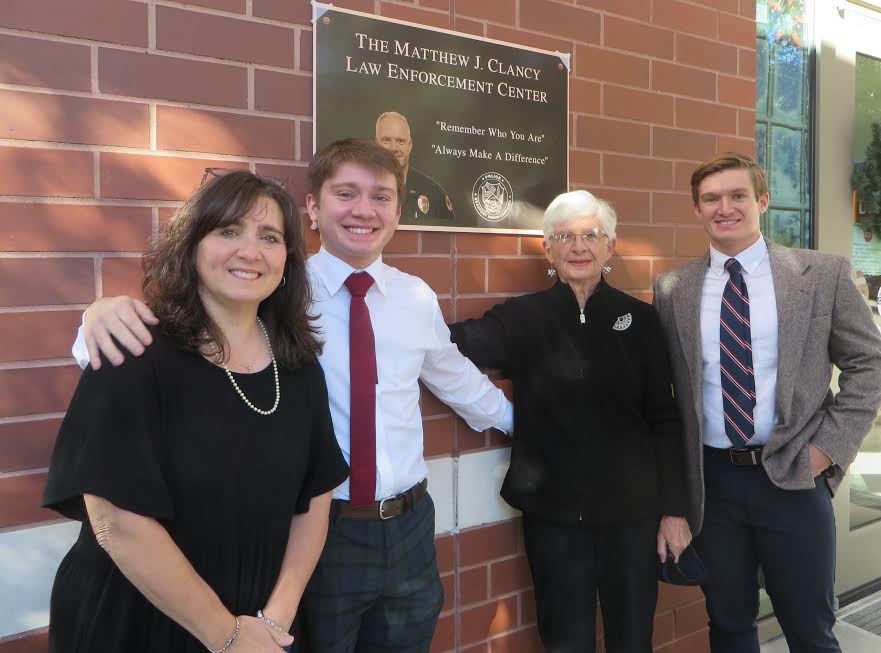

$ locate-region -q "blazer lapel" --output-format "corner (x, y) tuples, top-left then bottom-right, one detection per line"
(768, 240), (814, 422)
(672, 253), (709, 423)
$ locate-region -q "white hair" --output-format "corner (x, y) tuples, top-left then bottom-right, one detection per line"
(542, 190), (617, 241)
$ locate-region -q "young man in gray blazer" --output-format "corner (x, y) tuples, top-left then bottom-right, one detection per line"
(653, 153), (881, 653)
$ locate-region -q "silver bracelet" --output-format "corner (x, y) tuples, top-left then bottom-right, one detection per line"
(257, 609), (288, 635)
(207, 616), (240, 653)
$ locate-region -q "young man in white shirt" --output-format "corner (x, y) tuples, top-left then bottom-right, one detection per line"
(653, 153), (881, 653)
(73, 139), (513, 653)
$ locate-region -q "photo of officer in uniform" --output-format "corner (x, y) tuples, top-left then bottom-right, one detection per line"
(375, 111), (456, 225)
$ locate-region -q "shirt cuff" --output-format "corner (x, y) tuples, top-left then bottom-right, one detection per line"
(71, 311), (90, 370)
(495, 400), (514, 436)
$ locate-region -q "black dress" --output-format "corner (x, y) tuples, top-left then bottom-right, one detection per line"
(43, 330), (349, 653)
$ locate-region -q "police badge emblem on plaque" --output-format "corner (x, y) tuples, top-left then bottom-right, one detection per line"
(471, 172), (514, 222)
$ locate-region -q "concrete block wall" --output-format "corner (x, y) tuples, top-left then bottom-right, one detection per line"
(0, 1), (756, 651)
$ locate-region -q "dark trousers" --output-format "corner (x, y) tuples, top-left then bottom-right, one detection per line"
(522, 515), (659, 653)
(300, 492), (443, 653)
(696, 450), (840, 653)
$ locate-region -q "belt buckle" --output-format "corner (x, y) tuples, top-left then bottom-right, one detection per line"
(728, 448), (761, 466)
(378, 496), (395, 520)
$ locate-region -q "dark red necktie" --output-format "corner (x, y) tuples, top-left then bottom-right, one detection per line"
(344, 272), (377, 506)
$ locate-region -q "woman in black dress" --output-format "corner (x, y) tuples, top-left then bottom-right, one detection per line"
(43, 171), (349, 653)
(449, 190), (692, 653)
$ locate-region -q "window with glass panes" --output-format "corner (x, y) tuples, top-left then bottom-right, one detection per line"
(755, 0), (813, 248)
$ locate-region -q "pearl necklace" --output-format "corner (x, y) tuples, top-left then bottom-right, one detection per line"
(222, 318), (280, 416)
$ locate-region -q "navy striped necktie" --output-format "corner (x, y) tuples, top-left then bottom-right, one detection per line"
(720, 258), (756, 446)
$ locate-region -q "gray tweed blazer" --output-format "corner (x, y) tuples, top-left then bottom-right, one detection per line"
(653, 239), (881, 534)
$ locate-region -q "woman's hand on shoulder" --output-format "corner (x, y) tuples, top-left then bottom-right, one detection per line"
(657, 515), (692, 563)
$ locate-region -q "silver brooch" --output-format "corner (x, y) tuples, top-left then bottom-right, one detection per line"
(612, 313), (632, 331)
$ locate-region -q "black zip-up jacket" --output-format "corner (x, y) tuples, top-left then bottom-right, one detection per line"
(449, 279), (687, 525)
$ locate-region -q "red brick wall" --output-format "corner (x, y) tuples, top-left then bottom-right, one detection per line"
(435, 519), (710, 653)
(0, 1), (756, 651)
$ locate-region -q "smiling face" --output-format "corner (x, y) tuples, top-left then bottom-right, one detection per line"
(544, 215), (615, 287)
(195, 195), (287, 314)
(375, 114), (413, 175)
(306, 161), (401, 269)
(694, 168), (769, 256)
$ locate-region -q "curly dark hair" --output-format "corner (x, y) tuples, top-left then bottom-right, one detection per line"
(142, 170), (321, 368)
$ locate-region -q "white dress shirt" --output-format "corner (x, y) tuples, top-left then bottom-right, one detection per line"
(307, 248), (512, 500)
(73, 246), (513, 501)
(700, 237), (779, 448)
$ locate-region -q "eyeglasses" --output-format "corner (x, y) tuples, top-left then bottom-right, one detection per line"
(201, 167), (288, 189)
(548, 228), (608, 244)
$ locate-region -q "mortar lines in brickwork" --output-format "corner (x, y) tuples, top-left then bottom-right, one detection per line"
(92, 152), (100, 198)
(0, 305), (89, 314)
(0, 252), (140, 260)
(453, 528), (463, 652)
(0, 137), (303, 170)
(149, 104), (158, 150)
(152, 206), (160, 240)
(0, 25), (306, 78)
(90, 45), (98, 94)
(247, 67), (255, 110)
(131, 0), (304, 28)
(0, 412), (65, 427)
(0, 85), (311, 130)
(94, 255), (103, 299)
(148, 2), (156, 49)
(0, 359), (75, 371)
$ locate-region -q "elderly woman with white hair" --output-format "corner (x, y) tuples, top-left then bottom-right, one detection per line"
(449, 190), (691, 653)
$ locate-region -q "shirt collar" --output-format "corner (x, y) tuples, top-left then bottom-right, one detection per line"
(708, 236), (767, 276)
(310, 247), (388, 296)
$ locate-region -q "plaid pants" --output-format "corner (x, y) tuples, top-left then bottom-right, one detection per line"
(300, 492), (443, 653)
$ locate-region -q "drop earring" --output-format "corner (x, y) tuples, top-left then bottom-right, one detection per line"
(547, 267), (557, 277)
(602, 265), (612, 274)
(310, 220), (318, 230)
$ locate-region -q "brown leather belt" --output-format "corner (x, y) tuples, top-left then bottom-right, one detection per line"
(332, 479), (428, 520)
(704, 445), (764, 466)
